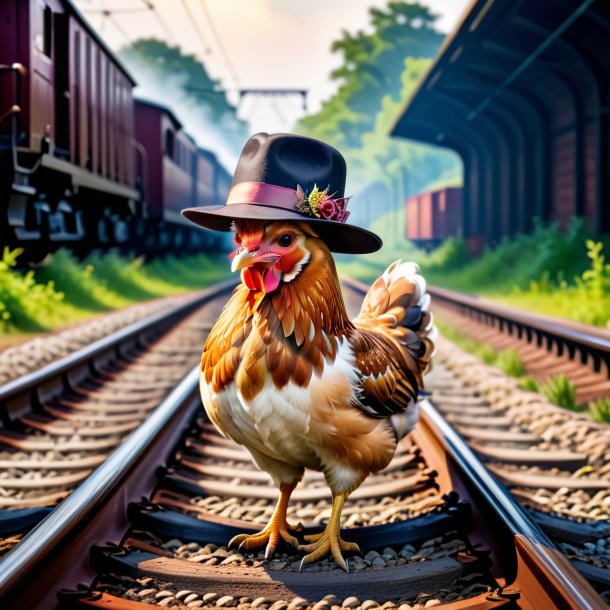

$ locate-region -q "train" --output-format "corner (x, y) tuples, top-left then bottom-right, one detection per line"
(405, 187), (463, 248)
(0, 0), (231, 262)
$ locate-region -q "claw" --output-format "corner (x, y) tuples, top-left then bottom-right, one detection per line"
(265, 541), (274, 559)
(228, 480), (300, 559)
(228, 533), (248, 549)
(297, 491), (357, 572)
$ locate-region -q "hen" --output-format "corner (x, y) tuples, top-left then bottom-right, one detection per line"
(200, 219), (435, 570)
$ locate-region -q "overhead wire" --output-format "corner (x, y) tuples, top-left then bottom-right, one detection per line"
(141, 0), (177, 44)
(179, 0), (212, 55)
(197, 0), (241, 86)
(106, 12), (133, 45)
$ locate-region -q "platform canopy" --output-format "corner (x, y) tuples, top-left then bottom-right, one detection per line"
(391, 0), (610, 245)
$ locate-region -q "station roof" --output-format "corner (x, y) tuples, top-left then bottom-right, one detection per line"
(390, 0), (610, 151)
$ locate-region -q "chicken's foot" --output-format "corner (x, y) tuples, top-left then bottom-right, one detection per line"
(298, 491), (360, 572)
(228, 480), (301, 559)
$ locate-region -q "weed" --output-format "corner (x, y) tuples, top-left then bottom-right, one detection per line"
(495, 349), (525, 377)
(588, 398), (610, 423)
(518, 377), (540, 392)
(540, 374), (581, 411)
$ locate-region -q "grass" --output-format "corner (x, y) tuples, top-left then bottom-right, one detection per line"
(539, 374), (581, 412)
(0, 247), (228, 336)
(337, 216), (610, 328)
(494, 348), (526, 377)
(589, 398), (610, 423)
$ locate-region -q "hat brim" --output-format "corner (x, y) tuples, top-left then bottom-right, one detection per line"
(181, 204), (383, 254)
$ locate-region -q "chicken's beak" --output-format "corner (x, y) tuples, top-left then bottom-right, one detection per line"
(231, 249), (278, 272)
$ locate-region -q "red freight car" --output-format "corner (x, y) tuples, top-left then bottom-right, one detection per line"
(0, 0), (139, 258)
(405, 187), (463, 247)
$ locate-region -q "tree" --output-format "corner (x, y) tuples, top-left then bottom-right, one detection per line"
(298, 2), (442, 148)
(296, 3), (462, 245)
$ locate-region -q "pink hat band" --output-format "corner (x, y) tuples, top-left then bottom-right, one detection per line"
(227, 182), (297, 210)
(226, 181), (351, 223)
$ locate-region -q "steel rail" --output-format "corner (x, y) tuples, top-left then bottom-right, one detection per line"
(419, 400), (602, 609)
(427, 284), (610, 371)
(0, 366), (201, 605)
(0, 277), (235, 423)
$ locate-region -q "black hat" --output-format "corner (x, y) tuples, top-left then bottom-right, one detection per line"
(181, 133), (382, 254)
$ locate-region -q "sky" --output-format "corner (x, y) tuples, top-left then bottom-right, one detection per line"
(74, 0), (471, 133)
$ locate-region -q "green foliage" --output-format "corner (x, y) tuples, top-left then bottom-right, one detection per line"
(588, 398), (610, 423)
(338, 217), (610, 328)
(298, 4), (443, 148)
(495, 349), (525, 377)
(540, 374), (581, 412)
(0, 248), (227, 335)
(434, 319), (497, 363)
(0, 247), (65, 332)
(477, 344), (498, 364)
(423, 237), (471, 272)
(36, 250), (123, 311)
(296, 2), (462, 235)
(518, 377), (540, 392)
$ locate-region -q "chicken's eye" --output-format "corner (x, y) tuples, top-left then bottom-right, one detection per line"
(278, 233), (293, 247)
(234, 234), (242, 246)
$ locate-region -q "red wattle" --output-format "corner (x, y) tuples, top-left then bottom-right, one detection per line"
(242, 265), (281, 294)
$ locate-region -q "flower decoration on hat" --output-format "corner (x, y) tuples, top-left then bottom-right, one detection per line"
(296, 184), (351, 223)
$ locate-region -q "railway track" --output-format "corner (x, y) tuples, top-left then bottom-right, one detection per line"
(0, 279), (236, 557)
(427, 285), (610, 404)
(0, 279), (606, 609)
(426, 338), (610, 597)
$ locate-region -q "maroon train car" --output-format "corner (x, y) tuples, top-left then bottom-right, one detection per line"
(135, 99), (227, 250)
(405, 187), (463, 247)
(0, 0), (231, 259)
(0, 0), (138, 257)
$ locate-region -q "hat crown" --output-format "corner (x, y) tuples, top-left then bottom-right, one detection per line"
(232, 132), (346, 198)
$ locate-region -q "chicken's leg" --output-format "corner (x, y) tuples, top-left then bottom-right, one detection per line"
(298, 491), (360, 572)
(228, 480), (301, 558)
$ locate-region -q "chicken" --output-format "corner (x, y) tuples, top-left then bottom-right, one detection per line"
(200, 219), (436, 571)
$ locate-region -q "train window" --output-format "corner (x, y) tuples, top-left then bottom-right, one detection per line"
(34, 6), (53, 57)
(165, 129), (175, 160)
(43, 5), (52, 57)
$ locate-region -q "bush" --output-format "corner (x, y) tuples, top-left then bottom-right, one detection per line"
(0, 247), (65, 331)
(0, 247), (228, 334)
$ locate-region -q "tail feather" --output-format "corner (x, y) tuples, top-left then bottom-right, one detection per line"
(357, 259), (437, 377)
(390, 403), (420, 441)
